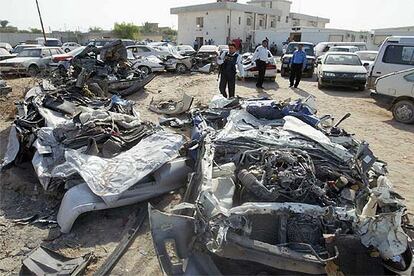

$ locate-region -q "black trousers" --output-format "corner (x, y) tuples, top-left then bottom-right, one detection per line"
(290, 63), (303, 87)
(219, 73), (236, 98)
(256, 60), (266, 87)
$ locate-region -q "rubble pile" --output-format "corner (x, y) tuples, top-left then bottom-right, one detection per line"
(150, 96), (413, 275)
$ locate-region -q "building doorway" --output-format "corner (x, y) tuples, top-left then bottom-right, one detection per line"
(290, 32), (302, 42)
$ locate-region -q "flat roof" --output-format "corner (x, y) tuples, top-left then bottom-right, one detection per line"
(247, 0), (292, 4)
(171, 2), (282, 16)
(290, 12), (330, 23)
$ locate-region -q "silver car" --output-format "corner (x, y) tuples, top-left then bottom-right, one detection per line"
(0, 47), (64, 76)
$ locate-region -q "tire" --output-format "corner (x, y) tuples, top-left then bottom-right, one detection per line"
(176, 63), (187, 74)
(64, 48), (71, 53)
(28, 65), (40, 76)
(392, 100), (414, 124)
(138, 66), (151, 75)
(318, 79), (324, 89)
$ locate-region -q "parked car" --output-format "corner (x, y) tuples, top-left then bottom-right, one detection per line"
(315, 42), (367, 57)
(280, 42), (316, 77)
(49, 46), (86, 73)
(11, 44), (42, 55)
(355, 50), (378, 72)
(36, 37), (63, 47)
(218, 45), (229, 53)
(198, 45), (219, 57)
(0, 47), (64, 76)
(0, 48), (13, 61)
(127, 45), (169, 58)
(367, 36), (414, 89)
(316, 52), (369, 91)
(328, 46), (359, 53)
(238, 50), (277, 80)
(371, 68), (414, 124)
(0, 42), (12, 52)
(127, 50), (165, 74)
(62, 42), (81, 53)
(175, 45), (196, 56)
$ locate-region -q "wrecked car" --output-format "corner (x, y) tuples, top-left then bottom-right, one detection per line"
(149, 97), (413, 275)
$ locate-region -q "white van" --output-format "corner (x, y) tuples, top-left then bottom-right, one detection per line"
(367, 36), (414, 89)
(315, 42), (367, 57)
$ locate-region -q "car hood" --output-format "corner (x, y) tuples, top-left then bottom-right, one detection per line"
(0, 56), (40, 64)
(322, 64), (367, 74)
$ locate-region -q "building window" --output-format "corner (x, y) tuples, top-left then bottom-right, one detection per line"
(270, 20), (276, 28)
(259, 19), (264, 27)
(285, 16), (289, 23)
(196, 17), (204, 28)
(239, 17), (241, 25)
(227, 15), (230, 24)
(246, 17), (252, 26)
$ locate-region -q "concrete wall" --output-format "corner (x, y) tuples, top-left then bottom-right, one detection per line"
(0, 32), (63, 46)
(177, 10), (227, 45)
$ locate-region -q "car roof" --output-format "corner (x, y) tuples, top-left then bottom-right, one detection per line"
(326, 52), (358, 56)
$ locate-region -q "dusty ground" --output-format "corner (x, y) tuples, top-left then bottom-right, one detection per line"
(0, 70), (413, 275)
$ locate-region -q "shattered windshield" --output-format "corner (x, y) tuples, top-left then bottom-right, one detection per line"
(286, 44), (315, 56)
(325, 54), (362, 65)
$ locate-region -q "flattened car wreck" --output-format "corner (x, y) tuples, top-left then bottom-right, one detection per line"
(150, 97), (413, 275)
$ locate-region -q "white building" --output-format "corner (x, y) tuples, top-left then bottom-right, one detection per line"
(368, 26), (414, 49)
(171, 0), (329, 47)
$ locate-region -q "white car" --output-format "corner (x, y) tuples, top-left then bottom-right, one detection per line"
(175, 45), (196, 56)
(0, 42), (12, 52)
(328, 46), (359, 53)
(62, 42), (81, 53)
(316, 52), (369, 91)
(127, 50), (165, 74)
(371, 68), (414, 124)
(127, 45), (169, 58)
(355, 50), (378, 72)
(238, 51), (277, 80)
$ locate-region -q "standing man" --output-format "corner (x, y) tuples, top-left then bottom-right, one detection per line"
(193, 39), (199, 51)
(252, 40), (270, 89)
(289, 43), (307, 88)
(217, 43), (244, 98)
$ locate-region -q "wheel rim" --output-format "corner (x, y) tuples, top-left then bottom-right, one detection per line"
(177, 64), (186, 73)
(140, 67), (149, 75)
(395, 104), (413, 122)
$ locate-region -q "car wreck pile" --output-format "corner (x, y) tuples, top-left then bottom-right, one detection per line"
(149, 97), (413, 275)
(1, 41), (193, 235)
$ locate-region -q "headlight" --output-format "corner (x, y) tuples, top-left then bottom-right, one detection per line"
(354, 74), (367, 79)
(324, 72), (336, 77)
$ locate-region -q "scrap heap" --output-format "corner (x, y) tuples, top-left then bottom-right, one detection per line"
(149, 96), (413, 275)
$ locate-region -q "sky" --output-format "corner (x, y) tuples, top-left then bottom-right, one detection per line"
(1, 0), (413, 32)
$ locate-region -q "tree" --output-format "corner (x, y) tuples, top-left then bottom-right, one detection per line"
(89, 26), (103, 33)
(30, 28), (42, 33)
(0, 20), (9, 28)
(113, 22), (140, 40)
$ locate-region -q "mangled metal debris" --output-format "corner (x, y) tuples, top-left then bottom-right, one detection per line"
(150, 97), (413, 275)
(22, 246), (94, 276)
(149, 93), (194, 115)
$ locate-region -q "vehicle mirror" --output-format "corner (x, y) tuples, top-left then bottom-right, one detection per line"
(317, 60), (322, 64)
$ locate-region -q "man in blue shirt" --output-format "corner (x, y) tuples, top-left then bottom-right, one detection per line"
(289, 44), (307, 88)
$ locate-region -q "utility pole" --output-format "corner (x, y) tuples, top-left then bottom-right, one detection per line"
(35, 0), (47, 42)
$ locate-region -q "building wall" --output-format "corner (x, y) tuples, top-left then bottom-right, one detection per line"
(176, 10), (228, 45)
(0, 32), (63, 46)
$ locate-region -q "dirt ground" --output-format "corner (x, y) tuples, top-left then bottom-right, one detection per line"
(0, 70), (413, 275)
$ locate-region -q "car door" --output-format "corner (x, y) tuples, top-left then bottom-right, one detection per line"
(404, 72), (414, 96)
(40, 49), (53, 67)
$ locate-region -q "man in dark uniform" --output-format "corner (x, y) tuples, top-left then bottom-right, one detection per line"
(217, 43), (245, 98)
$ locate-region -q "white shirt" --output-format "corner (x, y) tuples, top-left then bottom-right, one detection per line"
(217, 51), (245, 77)
(252, 45), (271, 62)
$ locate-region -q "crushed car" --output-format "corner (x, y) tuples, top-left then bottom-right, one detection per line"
(0, 40), (187, 234)
(149, 96), (413, 275)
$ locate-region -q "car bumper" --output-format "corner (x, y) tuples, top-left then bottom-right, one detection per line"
(370, 90), (395, 109)
(320, 77), (366, 88)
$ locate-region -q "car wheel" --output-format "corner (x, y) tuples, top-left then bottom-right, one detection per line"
(28, 65), (40, 76)
(138, 66), (151, 75)
(392, 100), (414, 124)
(176, 63), (187, 74)
(64, 48), (71, 53)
